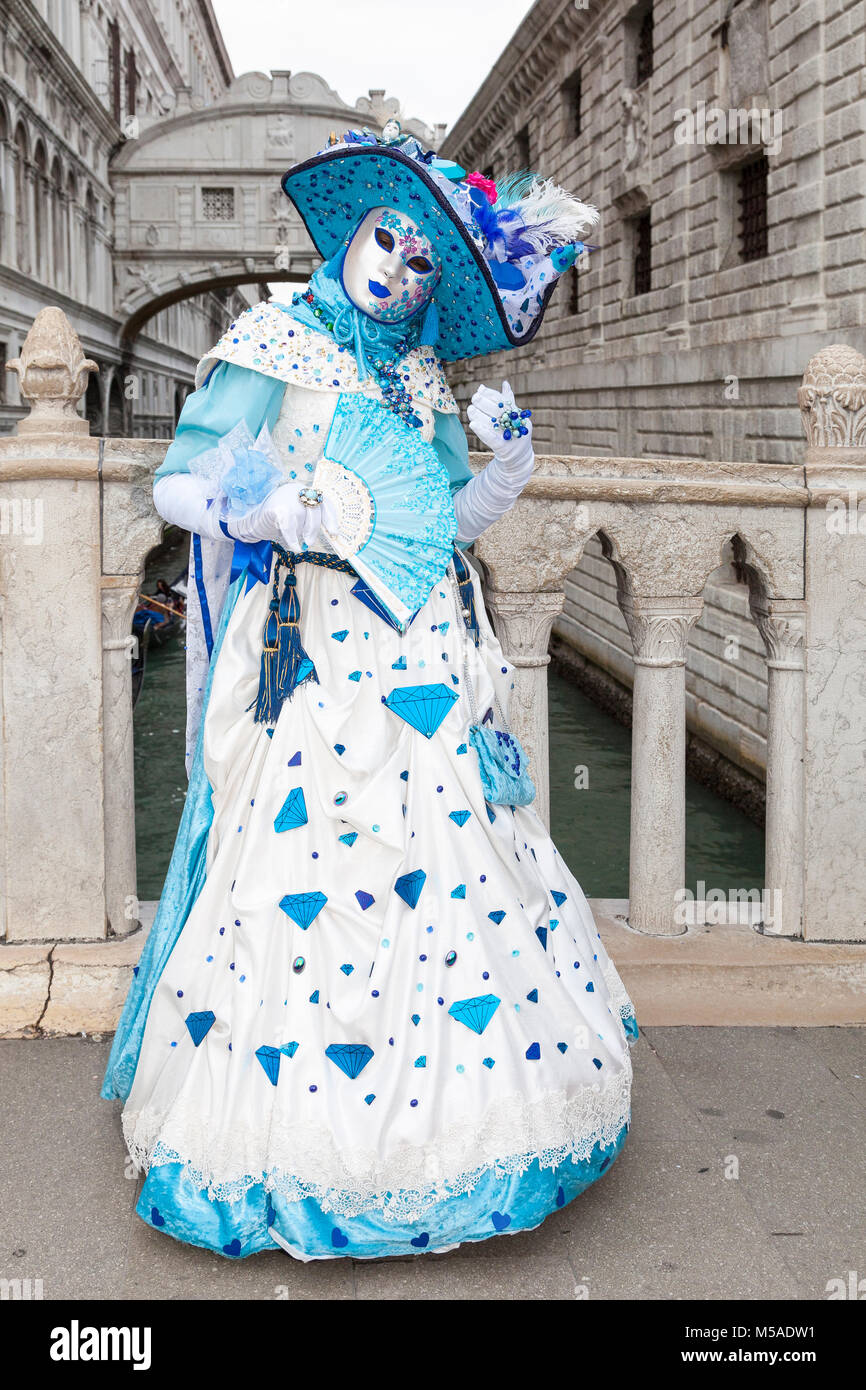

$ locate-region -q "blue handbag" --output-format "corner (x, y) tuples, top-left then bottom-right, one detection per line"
(468, 720), (536, 806)
(451, 563), (536, 807)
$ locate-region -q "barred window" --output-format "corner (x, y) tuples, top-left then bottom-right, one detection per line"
(563, 68), (582, 140)
(515, 126), (530, 170)
(633, 211), (651, 295)
(636, 4), (654, 85)
(202, 187), (235, 221)
(738, 156), (768, 262)
(569, 264), (580, 316)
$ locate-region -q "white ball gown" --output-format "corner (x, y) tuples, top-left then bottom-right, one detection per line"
(104, 343), (636, 1262)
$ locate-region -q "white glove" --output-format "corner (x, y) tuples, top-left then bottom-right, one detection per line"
(153, 472), (226, 540)
(226, 482), (337, 552)
(154, 472), (336, 551)
(466, 380), (534, 472)
(455, 380), (535, 543)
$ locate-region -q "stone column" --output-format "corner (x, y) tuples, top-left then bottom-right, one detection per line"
(620, 596), (704, 936)
(1, 309), (101, 940)
(799, 344), (866, 941)
(484, 589), (565, 828)
(101, 582), (140, 936)
(749, 596), (805, 937)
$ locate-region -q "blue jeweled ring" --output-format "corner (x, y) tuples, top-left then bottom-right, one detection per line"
(297, 486), (324, 508)
(490, 406), (532, 441)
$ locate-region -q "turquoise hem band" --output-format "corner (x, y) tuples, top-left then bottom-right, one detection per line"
(137, 1123), (629, 1261)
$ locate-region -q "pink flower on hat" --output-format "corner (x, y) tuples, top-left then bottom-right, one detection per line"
(465, 171), (498, 205)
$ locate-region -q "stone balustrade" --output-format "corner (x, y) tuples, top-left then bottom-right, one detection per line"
(1, 309), (865, 1035)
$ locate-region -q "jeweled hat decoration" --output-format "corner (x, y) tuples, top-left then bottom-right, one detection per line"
(281, 123), (599, 361)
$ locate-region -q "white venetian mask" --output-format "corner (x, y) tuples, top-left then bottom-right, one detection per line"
(341, 206), (441, 324)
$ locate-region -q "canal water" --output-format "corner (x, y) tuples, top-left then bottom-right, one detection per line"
(134, 547), (765, 903)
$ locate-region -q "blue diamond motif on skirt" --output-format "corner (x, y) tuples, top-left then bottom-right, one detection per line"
(255, 1045), (281, 1085)
(274, 786), (308, 832)
(325, 1043), (374, 1079)
(394, 870), (426, 908)
(185, 1011), (215, 1047)
(448, 994), (501, 1035)
(384, 683), (458, 738)
(279, 890), (327, 929)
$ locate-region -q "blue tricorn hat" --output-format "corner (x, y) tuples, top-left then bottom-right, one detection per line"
(281, 127), (599, 362)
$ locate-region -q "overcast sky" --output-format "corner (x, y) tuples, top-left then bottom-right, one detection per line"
(211, 0), (536, 131)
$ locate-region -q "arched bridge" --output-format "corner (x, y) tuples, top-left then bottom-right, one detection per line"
(110, 70), (442, 341)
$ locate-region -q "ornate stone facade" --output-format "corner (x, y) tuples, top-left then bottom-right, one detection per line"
(1, 2), (442, 438)
(442, 0), (865, 791)
(0, 0), (247, 437)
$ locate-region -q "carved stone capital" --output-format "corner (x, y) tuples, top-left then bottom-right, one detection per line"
(620, 596), (704, 667)
(749, 596), (805, 670)
(799, 345), (866, 448)
(5, 308), (97, 436)
(101, 583), (139, 656)
(484, 590), (565, 667)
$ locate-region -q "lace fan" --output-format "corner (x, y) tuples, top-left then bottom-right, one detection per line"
(314, 393), (457, 630)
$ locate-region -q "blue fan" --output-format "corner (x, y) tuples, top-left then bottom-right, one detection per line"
(314, 393), (457, 630)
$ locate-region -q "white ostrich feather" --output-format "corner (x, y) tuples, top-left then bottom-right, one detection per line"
(492, 173), (599, 254)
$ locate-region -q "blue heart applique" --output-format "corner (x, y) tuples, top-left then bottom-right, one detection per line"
(331, 1227), (349, 1248)
(222, 1238), (241, 1257)
(555, 1186), (565, 1207)
(410, 1232), (430, 1248)
(150, 1207), (165, 1228)
(491, 1210), (512, 1231)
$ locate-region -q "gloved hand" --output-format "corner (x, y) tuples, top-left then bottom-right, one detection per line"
(466, 380), (534, 472)
(454, 380), (535, 543)
(225, 482), (337, 552)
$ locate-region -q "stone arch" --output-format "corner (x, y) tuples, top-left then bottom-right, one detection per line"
(84, 183), (97, 299)
(106, 371), (126, 437)
(13, 120), (29, 273)
(32, 138), (47, 280)
(0, 100), (7, 262)
(50, 153), (65, 289)
(84, 366), (103, 434)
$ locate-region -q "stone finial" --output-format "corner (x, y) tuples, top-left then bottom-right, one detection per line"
(798, 344), (866, 448)
(6, 307), (98, 436)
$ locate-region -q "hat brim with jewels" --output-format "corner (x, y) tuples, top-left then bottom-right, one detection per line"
(281, 138), (597, 363)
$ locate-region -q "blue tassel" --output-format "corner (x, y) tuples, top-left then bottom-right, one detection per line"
(275, 570), (318, 702)
(250, 598), (283, 725)
(419, 297), (439, 347)
(249, 556), (317, 725)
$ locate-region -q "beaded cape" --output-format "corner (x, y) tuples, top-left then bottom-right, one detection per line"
(196, 300), (459, 416)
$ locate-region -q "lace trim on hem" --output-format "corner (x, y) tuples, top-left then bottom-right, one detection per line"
(123, 1063), (631, 1222)
(602, 957), (636, 1024)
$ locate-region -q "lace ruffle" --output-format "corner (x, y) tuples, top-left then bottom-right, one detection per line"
(123, 1059), (631, 1222)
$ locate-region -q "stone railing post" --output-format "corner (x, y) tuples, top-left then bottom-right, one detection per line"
(799, 344), (866, 941)
(1, 309), (104, 941)
(620, 595), (704, 936)
(101, 582), (141, 937)
(483, 589), (565, 828)
(749, 595), (805, 937)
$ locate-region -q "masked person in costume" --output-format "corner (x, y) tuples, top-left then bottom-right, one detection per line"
(103, 125), (637, 1260)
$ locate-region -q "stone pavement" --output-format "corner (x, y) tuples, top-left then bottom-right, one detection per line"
(1, 1028), (863, 1301)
